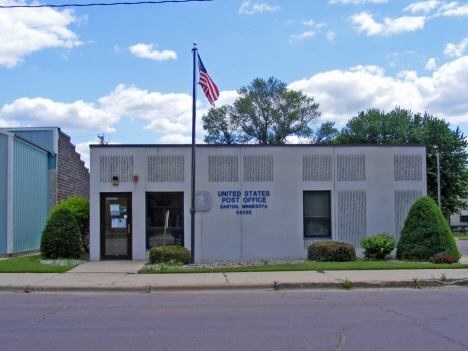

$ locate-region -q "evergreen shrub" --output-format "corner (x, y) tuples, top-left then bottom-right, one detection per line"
(359, 233), (396, 260)
(396, 196), (461, 262)
(51, 196), (90, 252)
(307, 241), (357, 262)
(149, 245), (191, 264)
(40, 207), (81, 259)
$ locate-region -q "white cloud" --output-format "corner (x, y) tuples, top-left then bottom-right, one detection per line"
(288, 55), (468, 125)
(128, 43), (176, 61)
(290, 31), (315, 43)
(316, 23), (328, 28)
(302, 19), (314, 26)
(114, 45), (121, 54)
(0, 98), (117, 132)
(0, 83), (236, 143)
(0, 0), (83, 67)
(444, 37), (468, 57)
(158, 134), (203, 144)
(403, 1), (440, 14)
(329, 0), (387, 4)
(438, 2), (468, 16)
(327, 31), (336, 41)
(350, 12), (426, 36)
(425, 58), (437, 70)
(239, 1), (279, 14)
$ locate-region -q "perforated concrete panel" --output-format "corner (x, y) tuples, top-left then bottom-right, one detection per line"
(337, 190), (367, 247)
(394, 155), (423, 181)
(243, 155), (273, 182)
(148, 155), (184, 182)
(303, 155), (332, 181)
(100, 155), (133, 183)
(208, 155), (239, 182)
(337, 155), (366, 181)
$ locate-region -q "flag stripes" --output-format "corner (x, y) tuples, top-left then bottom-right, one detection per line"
(198, 54), (219, 107)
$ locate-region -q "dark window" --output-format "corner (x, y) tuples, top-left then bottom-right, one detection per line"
(460, 216), (468, 222)
(461, 193), (468, 199)
(146, 192), (184, 249)
(303, 191), (331, 238)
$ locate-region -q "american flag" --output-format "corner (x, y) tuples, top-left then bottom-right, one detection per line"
(198, 54), (219, 107)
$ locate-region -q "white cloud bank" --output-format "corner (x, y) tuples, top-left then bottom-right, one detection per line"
(3, 55), (468, 147)
(239, 1), (279, 14)
(0, 85), (238, 136)
(329, 0), (387, 4)
(289, 55), (468, 125)
(128, 43), (177, 61)
(350, 12), (426, 36)
(0, 0), (83, 67)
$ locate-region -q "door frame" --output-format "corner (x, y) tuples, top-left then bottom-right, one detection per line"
(100, 192), (132, 260)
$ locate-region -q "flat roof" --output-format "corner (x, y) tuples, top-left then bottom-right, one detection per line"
(90, 143), (426, 148)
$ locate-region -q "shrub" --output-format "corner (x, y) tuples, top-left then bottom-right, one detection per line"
(40, 207), (81, 259)
(307, 241), (357, 262)
(149, 245), (191, 264)
(359, 233), (396, 260)
(51, 196), (90, 252)
(433, 252), (455, 264)
(396, 196), (461, 262)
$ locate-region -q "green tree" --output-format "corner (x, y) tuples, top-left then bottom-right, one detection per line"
(329, 107), (468, 217)
(314, 121), (339, 144)
(202, 77), (320, 144)
(51, 195), (90, 252)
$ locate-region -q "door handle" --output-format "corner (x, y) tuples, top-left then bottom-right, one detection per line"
(127, 223), (131, 234)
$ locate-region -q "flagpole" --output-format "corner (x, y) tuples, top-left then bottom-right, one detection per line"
(189, 42), (197, 265)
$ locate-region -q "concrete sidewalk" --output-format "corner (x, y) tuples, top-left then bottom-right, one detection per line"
(1, 259), (468, 293)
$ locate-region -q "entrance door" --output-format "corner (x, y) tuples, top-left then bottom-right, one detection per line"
(100, 193), (132, 260)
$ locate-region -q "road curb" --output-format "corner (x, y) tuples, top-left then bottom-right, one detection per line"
(1, 279), (467, 293)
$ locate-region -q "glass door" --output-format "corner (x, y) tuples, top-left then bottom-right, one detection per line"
(100, 193), (132, 260)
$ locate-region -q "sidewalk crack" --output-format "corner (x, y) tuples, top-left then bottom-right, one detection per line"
(110, 273), (128, 286)
(222, 272), (229, 284)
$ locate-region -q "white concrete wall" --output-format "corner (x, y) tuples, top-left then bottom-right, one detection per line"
(89, 144), (426, 261)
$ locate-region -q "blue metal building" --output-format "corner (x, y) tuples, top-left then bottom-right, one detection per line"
(0, 130), (50, 255)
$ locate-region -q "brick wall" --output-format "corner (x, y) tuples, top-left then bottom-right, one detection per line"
(57, 131), (90, 202)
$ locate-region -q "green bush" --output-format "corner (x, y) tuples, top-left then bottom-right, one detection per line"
(307, 241), (357, 262)
(40, 207), (81, 259)
(433, 252), (455, 264)
(396, 196), (461, 262)
(149, 245), (191, 264)
(359, 233), (396, 260)
(51, 196), (90, 252)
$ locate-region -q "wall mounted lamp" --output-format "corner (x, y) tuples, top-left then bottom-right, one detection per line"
(112, 176), (119, 186)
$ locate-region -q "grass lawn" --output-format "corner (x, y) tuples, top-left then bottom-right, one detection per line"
(453, 232), (468, 240)
(0, 255), (78, 273)
(139, 260), (468, 274)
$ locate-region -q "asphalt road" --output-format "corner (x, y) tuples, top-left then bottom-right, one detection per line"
(1, 289), (467, 351)
(457, 239), (468, 256)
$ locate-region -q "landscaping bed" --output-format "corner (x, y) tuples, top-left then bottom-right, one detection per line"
(138, 259), (468, 274)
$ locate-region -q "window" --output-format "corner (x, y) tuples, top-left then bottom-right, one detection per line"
(303, 191), (331, 238)
(461, 193), (468, 199)
(146, 192), (184, 249)
(460, 216), (468, 223)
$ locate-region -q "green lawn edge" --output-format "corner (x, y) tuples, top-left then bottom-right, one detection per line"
(138, 261), (468, 274)
(0, 255), (78, 273)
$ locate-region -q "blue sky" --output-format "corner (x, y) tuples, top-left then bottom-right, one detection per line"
(1, 0), (468, 168)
